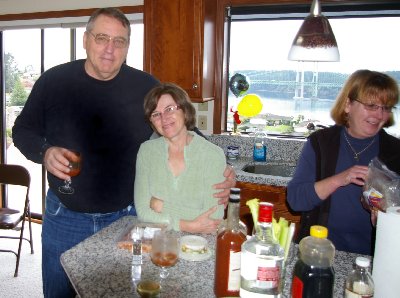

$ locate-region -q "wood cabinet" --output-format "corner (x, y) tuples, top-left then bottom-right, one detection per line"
(235, 181), (301, 235)
(144, 0), (216, 102)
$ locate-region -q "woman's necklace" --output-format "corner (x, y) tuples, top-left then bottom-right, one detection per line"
(343, 131), (375, 161)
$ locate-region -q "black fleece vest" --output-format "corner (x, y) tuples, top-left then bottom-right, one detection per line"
(295, 125), (400, 243)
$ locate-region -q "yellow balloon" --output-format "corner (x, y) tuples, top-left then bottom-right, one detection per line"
(237, 94), (263, 117)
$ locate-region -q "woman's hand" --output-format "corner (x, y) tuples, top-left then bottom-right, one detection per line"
(338, 165), (369, 187)
(213, 165), (236, 206)
(150, 197), (164, 213)
(371, 209), (378, 226)
(180, 206), (222, 234)
(315, 165), (369, 200)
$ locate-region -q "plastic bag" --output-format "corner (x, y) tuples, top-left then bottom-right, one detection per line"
(362, 157), (400, 212)
(116, 222), (167, 253)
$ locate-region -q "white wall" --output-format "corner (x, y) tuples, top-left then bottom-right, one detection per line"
(0, 0), (143, 15)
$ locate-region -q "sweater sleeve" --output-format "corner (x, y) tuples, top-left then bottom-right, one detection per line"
(287, 139), (324, 211)
(134, 144), (171, 226)
(196, 146), (226, 220)
(12, 74), (50, 164)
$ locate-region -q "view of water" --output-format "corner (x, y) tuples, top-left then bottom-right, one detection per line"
(228, 96), (400, 137)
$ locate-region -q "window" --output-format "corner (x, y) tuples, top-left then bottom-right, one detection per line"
(2, 15), (144, 218)
(226, 4), (400, 138)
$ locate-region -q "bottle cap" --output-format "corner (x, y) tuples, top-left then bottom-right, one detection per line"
(355, 256), (370, 267)
(310, 225), (328, 238)
(229, 188), (241, 202)
(258, 202), (273, 223)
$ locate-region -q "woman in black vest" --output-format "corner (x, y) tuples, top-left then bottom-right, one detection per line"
(287, 69), (400, 255)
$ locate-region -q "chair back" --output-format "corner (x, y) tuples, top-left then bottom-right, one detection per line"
(0, 164), (30, 189)
(0, 164), (33, 277)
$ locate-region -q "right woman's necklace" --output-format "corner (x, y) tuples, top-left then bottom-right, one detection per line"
(343, 131), (375, 162)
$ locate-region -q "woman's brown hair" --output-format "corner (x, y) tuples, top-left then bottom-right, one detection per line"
(144, 82), (196, 130)
(331, 69), (399, 127)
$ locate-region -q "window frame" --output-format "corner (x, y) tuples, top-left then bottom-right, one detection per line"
(213, 0), (400, 134)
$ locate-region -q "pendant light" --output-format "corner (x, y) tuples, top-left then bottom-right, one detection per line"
(288, 0), (340, 62)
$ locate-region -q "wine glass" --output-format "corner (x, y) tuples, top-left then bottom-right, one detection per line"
(58, 151), (81, 195)
(150, 230), (178, 279)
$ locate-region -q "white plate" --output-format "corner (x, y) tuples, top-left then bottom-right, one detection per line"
(179, 235), (212, 262)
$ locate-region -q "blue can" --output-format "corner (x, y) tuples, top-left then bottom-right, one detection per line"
(227, 145), (240, 160)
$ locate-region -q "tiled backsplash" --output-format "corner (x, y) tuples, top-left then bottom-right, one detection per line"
(207, 134), (306, 164)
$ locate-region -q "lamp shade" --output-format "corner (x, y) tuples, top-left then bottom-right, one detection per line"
(288, 0), (340, 62)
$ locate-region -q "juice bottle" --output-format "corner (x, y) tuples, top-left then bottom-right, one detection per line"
(291, 225), (335, 298)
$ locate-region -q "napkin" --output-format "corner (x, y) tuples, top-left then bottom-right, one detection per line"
(372, 206), (400, 298)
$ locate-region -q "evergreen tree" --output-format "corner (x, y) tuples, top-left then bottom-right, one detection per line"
(4, 53), (20, 94)
(10, 77), (28, 106)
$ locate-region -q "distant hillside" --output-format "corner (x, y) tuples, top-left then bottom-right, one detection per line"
(231, 70), (400, 100)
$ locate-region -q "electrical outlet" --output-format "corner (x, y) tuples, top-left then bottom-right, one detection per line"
(198, 115), (207, 130)
(198, 102), (208, 111)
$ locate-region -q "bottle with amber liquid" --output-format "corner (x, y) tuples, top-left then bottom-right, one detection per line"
(214, 188), (247, 297)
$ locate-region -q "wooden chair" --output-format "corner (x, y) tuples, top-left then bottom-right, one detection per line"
(0, 164), (33, 277)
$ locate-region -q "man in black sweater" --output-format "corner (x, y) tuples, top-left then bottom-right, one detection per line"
(12, 7), (234, 297)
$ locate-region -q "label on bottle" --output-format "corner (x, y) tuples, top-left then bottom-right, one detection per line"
(227, 250), (242, 291)
(345, 289), (373, 298)
(292, 276), (304, 298)
(253, 143), (266, 161)
(241, 252), (280, 289)
(345, 283), (373, 298)
(256, 265), (280, 288)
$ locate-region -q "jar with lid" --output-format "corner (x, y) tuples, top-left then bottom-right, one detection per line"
(291, 225), (335, 298)
(344, 257), (374, 298)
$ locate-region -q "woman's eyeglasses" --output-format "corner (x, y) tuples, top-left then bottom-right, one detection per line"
(150, 105), (181, 121)
(354, 98), (396, 113)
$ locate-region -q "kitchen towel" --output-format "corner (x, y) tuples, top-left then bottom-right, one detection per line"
(372, 206), (400, 298)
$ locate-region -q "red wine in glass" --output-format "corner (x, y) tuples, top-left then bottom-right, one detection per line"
(59, 151), (81, 195)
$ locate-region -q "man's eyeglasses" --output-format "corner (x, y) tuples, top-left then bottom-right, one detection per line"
(87, 31), (129, 49)
(150, 105), (181, 121)
(353, 98), (396, 113)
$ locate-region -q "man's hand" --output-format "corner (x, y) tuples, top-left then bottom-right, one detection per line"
(44, 146), (75, 180)
(213, 164), (236, 207)
(180, 206), (221, 234)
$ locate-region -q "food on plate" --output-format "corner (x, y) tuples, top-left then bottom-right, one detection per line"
(180, 235), (208, 254)
(117, 241), (133, 251)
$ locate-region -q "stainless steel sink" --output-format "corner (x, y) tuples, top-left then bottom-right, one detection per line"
(242, 164), (296, 177)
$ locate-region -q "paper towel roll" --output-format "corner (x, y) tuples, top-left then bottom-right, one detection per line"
(372, 207), (400, 298)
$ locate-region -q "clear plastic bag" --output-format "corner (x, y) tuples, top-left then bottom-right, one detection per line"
(362, 157), (400, 212)
(116, 222), (167, 253)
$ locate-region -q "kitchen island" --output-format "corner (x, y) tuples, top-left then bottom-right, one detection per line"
(61, 216), (365, 297)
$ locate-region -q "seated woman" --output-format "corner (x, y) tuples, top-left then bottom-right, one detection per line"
(134, 83), (227, 234)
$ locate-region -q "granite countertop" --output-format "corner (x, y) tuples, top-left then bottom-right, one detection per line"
(207, 134), (305, 187)
(61, 216), (365, 298)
